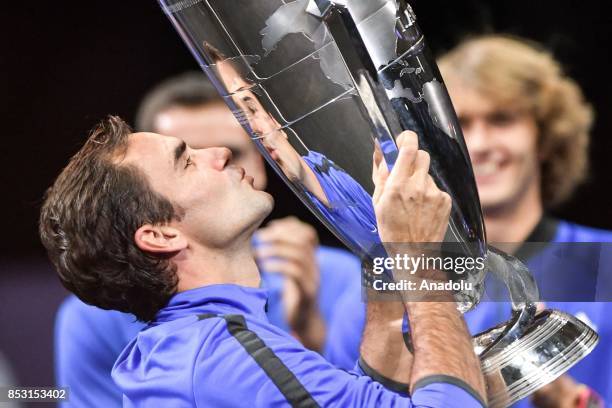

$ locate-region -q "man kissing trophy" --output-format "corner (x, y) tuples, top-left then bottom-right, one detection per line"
(156, 0), (598, 406)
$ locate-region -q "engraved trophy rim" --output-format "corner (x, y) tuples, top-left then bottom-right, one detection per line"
(474, 309), (599, 407)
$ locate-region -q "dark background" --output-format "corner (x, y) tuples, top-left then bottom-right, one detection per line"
(1, 0), (610, 403)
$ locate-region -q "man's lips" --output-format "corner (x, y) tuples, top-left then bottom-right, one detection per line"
(472, 160), (508, 184)
(473, 162), (498, 176)
(227, 165), (246, 180)
(230, 166), (255, 186)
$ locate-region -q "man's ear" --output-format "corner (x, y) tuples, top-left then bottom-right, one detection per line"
(134, 224), (188, 254)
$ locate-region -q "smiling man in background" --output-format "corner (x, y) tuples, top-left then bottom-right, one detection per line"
(325, 34), (612, 407)
(439, 35), (612, 408)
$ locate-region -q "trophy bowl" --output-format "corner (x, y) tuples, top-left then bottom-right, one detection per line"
(475, 309), (598, 407)
(156, 0), (598, 405)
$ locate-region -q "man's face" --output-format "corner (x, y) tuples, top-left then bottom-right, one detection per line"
(121, 132), (274, 247)
(216, 61), (305, 182)
(154, 102), (268, 191)
(448, 83), (541, 211)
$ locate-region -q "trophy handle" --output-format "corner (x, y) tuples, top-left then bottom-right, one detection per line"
(486, 246), (540, 309)
(479, 246), (540, 355)
(479, 300), (538, 358)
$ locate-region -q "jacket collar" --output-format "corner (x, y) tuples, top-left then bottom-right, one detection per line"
(515, 216), (559, 261)
(152, 284), (269, 324)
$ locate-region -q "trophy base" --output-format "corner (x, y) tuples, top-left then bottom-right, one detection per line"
(473, 309), (598, 408)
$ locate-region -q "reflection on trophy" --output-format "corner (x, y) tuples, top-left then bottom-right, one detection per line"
(157, 0), (598, 405)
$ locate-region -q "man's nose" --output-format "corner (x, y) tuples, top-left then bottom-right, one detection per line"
(206, 147), (233, 170)
(464, 120), (491, 159)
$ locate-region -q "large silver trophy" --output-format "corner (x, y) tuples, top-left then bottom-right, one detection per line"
(157, 0), (598, 405)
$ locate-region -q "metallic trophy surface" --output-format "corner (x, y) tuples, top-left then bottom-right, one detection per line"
(157, 0), (598, 405)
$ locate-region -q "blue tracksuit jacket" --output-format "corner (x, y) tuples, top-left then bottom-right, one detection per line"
(55, 245), (362, 407)
(111, 284), (484, 407)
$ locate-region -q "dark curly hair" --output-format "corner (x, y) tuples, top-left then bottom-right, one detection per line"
(39, 116), (182, 321)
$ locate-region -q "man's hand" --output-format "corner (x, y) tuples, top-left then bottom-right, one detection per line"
(365, 131), (486, 402)
(254, 216), (325, 351)
(373, 132), (451, 244)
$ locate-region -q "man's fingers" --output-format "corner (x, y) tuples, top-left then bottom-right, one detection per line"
(256, 231), (317, 248)
(424, 175), (441, 200)
(396, 131), (418, 150)
(256, 222), (318, 247)
(374, 140), (383, 167)
(372, 142), (384, 184)
(414, 149), (430, 174)
(408, 150), (431, 187)
(372, 157), (389, 204)
(259, 259), (301, 281)
(267, 215), (300, 227)
(385, 133), (420, 188)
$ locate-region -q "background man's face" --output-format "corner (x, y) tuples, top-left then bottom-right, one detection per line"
(448, 83), (541, 212)
(121, 132), (273, 247)
(154, 102), (268, 191)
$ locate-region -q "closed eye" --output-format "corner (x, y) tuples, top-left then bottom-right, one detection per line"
(185, 155), (194, 168)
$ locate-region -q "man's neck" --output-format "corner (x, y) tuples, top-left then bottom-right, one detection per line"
(174, 238), (260, 292)
(483, 185), (543, 245)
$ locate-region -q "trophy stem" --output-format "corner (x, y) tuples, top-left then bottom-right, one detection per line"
(486, 246), (540, 310)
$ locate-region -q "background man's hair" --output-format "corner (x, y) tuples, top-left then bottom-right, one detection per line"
(135, 71), (221, 132)
(39, 116), (181, 321)
(438, 34), (594, 207)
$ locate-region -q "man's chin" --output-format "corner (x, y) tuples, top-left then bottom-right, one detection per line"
(480, 192), (517, 215)
(256, 190), (275, 214)
(264, 192), (275, 211)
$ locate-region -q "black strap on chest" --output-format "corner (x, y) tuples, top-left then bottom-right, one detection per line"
(197, 313), (319, 408)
